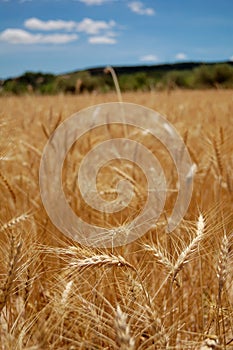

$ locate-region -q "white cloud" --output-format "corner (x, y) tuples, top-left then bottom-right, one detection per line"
(140, 54), (158, 62)
(79, 0), (108, 4)
(24, 17), (115, 35)
(128, 1), (155, 15)
(37, 33), (78, 44)
(229, 56), (233, 62)
(175, 53), (187, 60)
(77, 18), (115, 34)
(0, 28), (78, 44)
(25, 18), (77, 31)
(88, 36), (116, 44)
(1, 17), (118, 46)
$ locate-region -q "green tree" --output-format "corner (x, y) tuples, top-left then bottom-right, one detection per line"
(213, 64), (233, 86)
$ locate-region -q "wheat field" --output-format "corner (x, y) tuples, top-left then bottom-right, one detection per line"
(0, 90), (233, 349)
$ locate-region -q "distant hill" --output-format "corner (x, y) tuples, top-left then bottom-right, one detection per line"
(83, 61), (233, 76)
(1, 61), (233, 95)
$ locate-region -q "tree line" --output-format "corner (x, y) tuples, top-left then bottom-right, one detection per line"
(1, 62), (233, 95)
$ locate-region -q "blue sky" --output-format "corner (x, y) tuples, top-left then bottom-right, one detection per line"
(0, 0), (233, 79)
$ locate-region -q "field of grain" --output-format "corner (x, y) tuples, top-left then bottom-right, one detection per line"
(0, 90), (233, 349)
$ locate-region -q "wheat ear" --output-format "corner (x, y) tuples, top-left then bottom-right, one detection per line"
(213, 136), (223, 177)
(0, 171), (16, 203)
(69, 253), (151, 308)
(145, 215), (205, 282)
(0, 233), (22, 313)
(144, 243), (174, 273)
(70, 254), (135, 271)
(172, 214), (205, 281)
(61, 280), (73, 305)
(199, 336), (219, 349)
(216, 233), (229, 346)
(115, 305), (135, 350)
(0, 213), (30, 232)
(217, 233), (228, 292)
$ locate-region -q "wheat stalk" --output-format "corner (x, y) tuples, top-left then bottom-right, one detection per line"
(104, 66), (123, 103)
